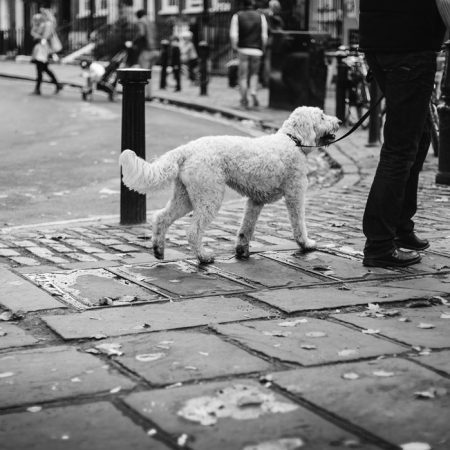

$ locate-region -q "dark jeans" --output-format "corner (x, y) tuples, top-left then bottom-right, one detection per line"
(34, 61), (59, 92)
(363, 51), (436, 257)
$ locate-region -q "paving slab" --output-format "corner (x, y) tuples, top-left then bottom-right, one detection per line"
(403, 252), (450, 274)
(0, 346), (135, 408)
(213, 318), (406, 366)
(0, 401), (170, 450)
(332, 306), (450, 348)
(248, 281), (445, 313)
(106, 330), (271, 385)
(265, 250), (400, 281)
(382, 275), (450, 294)
(24, 268), (162, 309)
(210, 254), (323, 287)
(272, 358), (450, 450)
(124, 379), (380, 450)
(42, 297), (270, 340)
(117, 261), (250, 297)
(0, 267), (65, 312)
(0, 322), (38, 349)
(410, 349), (450, 375)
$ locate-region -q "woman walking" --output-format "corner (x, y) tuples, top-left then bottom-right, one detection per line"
(30, 5), (63, 95)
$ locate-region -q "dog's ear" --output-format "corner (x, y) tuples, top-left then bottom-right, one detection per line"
(295, 114), (317, 146)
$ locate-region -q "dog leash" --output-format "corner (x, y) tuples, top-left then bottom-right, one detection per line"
(287, 95), (385, 149)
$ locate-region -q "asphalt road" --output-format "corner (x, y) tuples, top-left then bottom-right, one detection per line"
(0, 77), (246, 227)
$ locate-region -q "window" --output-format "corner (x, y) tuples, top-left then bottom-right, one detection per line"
(159, 0), (179, 15)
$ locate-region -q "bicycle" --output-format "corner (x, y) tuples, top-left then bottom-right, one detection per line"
(339, 45), (371, 129)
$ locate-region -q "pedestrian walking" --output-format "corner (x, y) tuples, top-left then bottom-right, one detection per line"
(169, 36), (182, 92)
(30, 3), (63, 96)
(230, 0), (268, 109)
(133, 9), (159, 100)
(258, 0), (284, 87)
(356, 0), (446, 268)
(180, 30), (198, 84)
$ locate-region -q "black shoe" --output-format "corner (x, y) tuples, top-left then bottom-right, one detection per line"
(363, 248), (421, 268)
(394, 232), (430, 251)
(54, 83), (63, 94)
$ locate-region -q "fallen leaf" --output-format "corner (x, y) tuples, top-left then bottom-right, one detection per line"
(110, 386), (122, 394)
(135, 352), (165, 362)
(338, 349), (358, 357)
(91, 333), (108, 340)
(147, 429), (157, 436)
(278, 318), (308, 327)
(0, 312), (13, 321)
(263, 330), (292, 337)
(0, 372), (14, 378)
(400, 442), (431, 450)
(95, 342), (123, 356)
(177, 434), (189, 447)
(417, 323), (435, 329)
(85, 348), (101, 355)
(301, 344), (317, 350)
(398, 317), (410, 322)
(440, 312), (450, 319)
(342, 372), (360, 380)
(362, 329), (380, 334)
(27, 406), (42, 413)
(305, 331), (327, 338)
(414, 387), (447, 399)
(373, 370), (395, 377)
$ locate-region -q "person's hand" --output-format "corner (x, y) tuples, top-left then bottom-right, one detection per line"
(40, 39), (47, 45)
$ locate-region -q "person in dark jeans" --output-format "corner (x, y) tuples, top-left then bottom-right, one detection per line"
(357, 0), (446, 268)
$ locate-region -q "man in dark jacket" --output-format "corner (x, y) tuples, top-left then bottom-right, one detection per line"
(230, 0), (268, 108)
(356, 0), (446, 267)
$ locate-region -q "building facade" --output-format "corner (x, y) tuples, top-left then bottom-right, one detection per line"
(0, 0), (357, 70)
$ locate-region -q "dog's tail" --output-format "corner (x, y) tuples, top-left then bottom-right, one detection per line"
(119, 149), (181, 194)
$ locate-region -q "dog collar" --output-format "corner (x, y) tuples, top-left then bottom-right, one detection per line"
(286, 133), (304, 148)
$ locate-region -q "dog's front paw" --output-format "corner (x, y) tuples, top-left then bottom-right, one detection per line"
(235, 244), (250, 260)
(198, 250), (215, 265)
(153, 244), (165, 260)
(301, 238), (317, 252)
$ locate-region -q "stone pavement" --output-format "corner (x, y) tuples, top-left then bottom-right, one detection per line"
(1, 60), (450, 450)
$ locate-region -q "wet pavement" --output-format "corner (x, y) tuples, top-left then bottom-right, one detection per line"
(1, 60), (450, 450)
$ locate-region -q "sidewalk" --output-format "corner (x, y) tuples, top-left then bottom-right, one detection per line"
(1, 60), (450, 450)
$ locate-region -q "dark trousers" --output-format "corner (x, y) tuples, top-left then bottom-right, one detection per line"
(363, 51), (436, 257)
(34, 61), (59, 92)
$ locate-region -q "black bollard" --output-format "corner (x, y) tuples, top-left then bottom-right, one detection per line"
(335, 51), (348, 123)
(366, 79), (382, 147)
(118, 68), (151, 225)
(198, 40), (209, 96)
(437, 40), (450, 186)
(159, 39), (169, 90)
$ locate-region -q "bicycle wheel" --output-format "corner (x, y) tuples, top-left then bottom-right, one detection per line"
(429, 102), (439, 157)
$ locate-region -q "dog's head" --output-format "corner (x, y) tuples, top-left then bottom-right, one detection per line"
(280, 107), (341, 147)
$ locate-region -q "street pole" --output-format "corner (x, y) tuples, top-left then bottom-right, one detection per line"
(198, 41), (209, 96)
(117, 68), (152, 225)
(335, 52), (348, 123)
(437, 40), (450, 185)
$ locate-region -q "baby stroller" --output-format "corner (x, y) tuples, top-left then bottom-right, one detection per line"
(96, 47), (129, 101)
(81, 43), (132, 102)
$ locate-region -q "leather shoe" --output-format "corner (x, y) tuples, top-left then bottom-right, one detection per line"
(394, 232), (429, 251)
(363, 248), (421, 268)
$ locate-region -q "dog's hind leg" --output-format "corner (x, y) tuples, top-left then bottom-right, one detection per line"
(152, 180), (192, 259)
(284, 177), (316, 252)
(186, 185), (225, 264)
(236, 199), (264, 259)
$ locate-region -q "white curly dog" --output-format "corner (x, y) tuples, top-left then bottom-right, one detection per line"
(119, 106), (340, 264)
